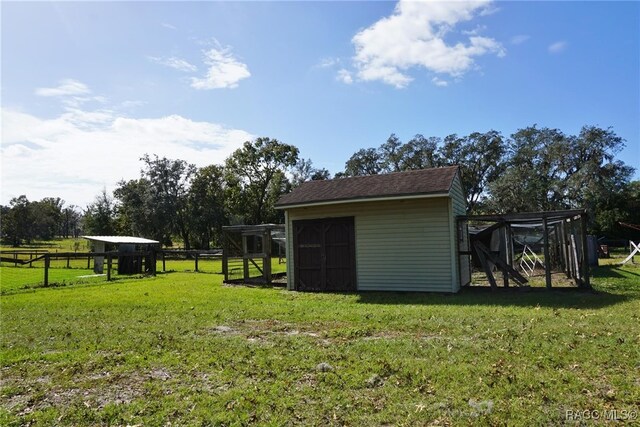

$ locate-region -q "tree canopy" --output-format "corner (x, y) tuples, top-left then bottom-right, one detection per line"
(2, 126), (636, 247)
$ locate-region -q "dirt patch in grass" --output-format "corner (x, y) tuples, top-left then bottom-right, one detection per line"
(0, 368), (179, 416)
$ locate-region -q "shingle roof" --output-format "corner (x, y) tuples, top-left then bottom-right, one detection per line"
(276, 166), (459, 208)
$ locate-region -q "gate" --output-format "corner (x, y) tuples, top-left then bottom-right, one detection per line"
(293, 217), (356, 291)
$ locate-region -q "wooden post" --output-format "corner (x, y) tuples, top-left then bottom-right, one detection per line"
(66, 255), (70, 269)
(107, 255), (112, 281)
(475, 242), (497, 290)
(242, 235), (249, 280)
(498, 226), (508, 288)
(162, 252), (166, 272)
(87, 255), (91, 269)
(195, 253), (199, 272)
(543, 216), (552, 289)
(570, 233), (580, 283)
(44, 254), (50, 287)
(29, 252), (33, 268)
(560, 220), (569, 277)
(580, 213), (591, 288)
(222, 232), (228, 281)
(263, 231), (272, 283)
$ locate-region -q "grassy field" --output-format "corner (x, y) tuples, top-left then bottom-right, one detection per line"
(1, 259), (639, 425)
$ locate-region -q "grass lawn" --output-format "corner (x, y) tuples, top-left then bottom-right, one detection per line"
(1, 261), (639, 425)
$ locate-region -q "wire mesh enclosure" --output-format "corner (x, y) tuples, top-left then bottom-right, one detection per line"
(457, 210), (592, 289)
(222, 224), (286, 284)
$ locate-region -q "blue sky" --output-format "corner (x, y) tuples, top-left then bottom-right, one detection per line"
(2, 1), (638, 208)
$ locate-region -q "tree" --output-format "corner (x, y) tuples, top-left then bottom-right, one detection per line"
(139, 154), (196, 248)
(488, 125), (634, 234)
(83, 189), (117, 235)
(433, 131), (506, 213)
(489, 126), (577, 212)
(292, 158), (331, 186)
(187, 165), (227, 249)
(340, 131), (505, 213)
(378, 134), (403, 173)
(225, 137), (299, 224)
(113, 178), (154, 238)
(343, 148), (382, 176)
(1, 196), (33, 246)
(399, 134), (441, 170)
(31, 197), (64, 240)
(61, 206), (82, 238)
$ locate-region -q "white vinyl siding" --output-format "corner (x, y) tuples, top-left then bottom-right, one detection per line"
(449, 173), (470, 289)
(285, 196), (456, 292)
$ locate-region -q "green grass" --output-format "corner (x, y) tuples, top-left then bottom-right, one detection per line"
(1, 261), (638, 425)
(0, 257), (286, 295)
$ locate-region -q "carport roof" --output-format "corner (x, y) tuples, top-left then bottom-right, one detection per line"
(276, 166), (459, 208)
(82, 236), (159, 244)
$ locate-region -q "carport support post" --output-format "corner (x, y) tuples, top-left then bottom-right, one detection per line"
(543, 216), (552, 289)
(580, 213), (591, 288)
(93, 241), (105, 274)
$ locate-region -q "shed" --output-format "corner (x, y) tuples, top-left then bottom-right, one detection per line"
(82, 236), (159, 274)
(275, 166), (470, 293)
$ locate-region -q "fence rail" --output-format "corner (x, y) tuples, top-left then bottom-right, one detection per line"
(0, 249), (229, 286)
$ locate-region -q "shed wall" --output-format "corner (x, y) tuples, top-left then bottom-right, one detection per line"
(285, 197), (456, 292)
(450, 174), (471, 289)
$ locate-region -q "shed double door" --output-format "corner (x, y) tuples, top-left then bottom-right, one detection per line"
(293, 217), (356, 291)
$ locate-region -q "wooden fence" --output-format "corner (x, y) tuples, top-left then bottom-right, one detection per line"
(1, 249), (223, 286)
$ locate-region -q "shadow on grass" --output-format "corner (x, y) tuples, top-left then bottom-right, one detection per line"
(591, 264), (640, 279)
(355, 286), (629, 309)
(353, 264), (638, 309)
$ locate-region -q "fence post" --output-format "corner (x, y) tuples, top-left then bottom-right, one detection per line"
(195, 253), (199, 272)
(107, 255), (112, 281)
(87, 256), (91, 269)
(162, 252), (166, 272)
(44, 254), (50, 287)
(67, 255), (70, 269)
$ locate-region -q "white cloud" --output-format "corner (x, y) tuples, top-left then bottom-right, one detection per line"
(35, 79), (91, 97)
(161, 22), (177, 30)
(348, 0), (505, 88)
(510, 34), (530, 45)
(149, 56), (198, 72)
(317, 57), (340, 68)
(336, 69), (354, 84)
(1, 107), (253, 207)
(462, 25), (487, 36)
(431, 76), (448, 87)
(548, 41), (568, 54)
(190, 46), (251, 90)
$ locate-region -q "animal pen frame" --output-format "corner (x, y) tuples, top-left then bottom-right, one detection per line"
(221, 224), (286, 284)
(457, 209), (591, 290)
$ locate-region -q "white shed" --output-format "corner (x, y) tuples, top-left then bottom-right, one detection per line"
(275, 166), (470, 293)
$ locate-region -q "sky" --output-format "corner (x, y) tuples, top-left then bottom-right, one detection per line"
(2, 1), (639, 209)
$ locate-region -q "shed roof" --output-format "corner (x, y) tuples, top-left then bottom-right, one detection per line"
(276, 166), (459, 208)
(82, 236), (160, 245)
